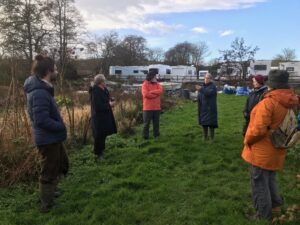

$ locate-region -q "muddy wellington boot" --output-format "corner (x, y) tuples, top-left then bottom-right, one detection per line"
(39, 183), (55, 213)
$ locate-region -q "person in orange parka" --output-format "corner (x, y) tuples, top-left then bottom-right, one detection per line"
(242, 70), (299, 221)
(141, 71), (163, 140)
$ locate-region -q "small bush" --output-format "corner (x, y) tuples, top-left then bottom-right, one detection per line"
(113, 92), (143, 136)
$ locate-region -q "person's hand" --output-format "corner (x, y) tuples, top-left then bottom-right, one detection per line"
(195, 84), (202, 91)
(109, 100), (115, 107)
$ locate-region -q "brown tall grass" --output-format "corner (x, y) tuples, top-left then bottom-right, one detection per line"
(60, 104), (92, 144)
(0, 80), (38, 186)
(0, 84), (178, 187)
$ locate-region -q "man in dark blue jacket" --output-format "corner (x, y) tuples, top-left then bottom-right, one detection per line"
(24, 55), (68, 213)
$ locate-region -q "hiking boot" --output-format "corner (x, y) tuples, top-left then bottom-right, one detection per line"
(39, 183), (55, 213)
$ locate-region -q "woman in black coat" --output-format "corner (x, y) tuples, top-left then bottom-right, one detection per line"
(196, 73), (218, 142)
(90, 74), (117, 159)
(242, 74), (268, 136)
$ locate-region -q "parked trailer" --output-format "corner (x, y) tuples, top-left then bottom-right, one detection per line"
(109, 66), (148, 81)
(148, 64), (172, 80)
(198, 70), (209, 81)
(248, 60), (272, 77)
(171, 65), (197, 82)
(279, 61), (300, 81)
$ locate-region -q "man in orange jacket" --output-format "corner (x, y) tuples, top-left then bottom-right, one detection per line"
(141, 71), (163, 139)
(242, 70), (299, 220)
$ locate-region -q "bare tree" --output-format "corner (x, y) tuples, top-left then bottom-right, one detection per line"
(0, 0), (50, 71)
(46, 0), (84, 69)
(98, 32), (120, 74)
(219, 37), (259, 79)
(114, 35), (148, 66)
(273, 48), (297, 62)
(165, 42), (194, 65)
(85, 32), (149, 75)
(85, 36), (102, 60)
(165, 41), (209, 67)
(147, 48), (165, 64)
(191, 41), (210, 71)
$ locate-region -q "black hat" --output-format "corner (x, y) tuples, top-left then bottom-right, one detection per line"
(146, 70), (157, 81)
(267, 70), (289, 89)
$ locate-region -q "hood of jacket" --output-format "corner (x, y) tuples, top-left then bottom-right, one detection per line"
(264, 89), (299, 108)
(253, 85), (268, 93)
(24, 75), (54, 96)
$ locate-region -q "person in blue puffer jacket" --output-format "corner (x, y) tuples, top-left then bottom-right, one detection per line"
(24, 55), (69, 213)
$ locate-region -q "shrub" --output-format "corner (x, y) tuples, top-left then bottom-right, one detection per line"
(113, 92), (143, 136)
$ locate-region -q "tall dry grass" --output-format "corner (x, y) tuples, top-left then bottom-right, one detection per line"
(0, 81), (39, 186)
(113, 92), (143, 136)
(0, 85), (178, 187)
(60, 104), (92, 145)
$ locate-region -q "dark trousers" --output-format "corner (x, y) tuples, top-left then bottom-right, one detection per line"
(37, 143), (69, 185)
(143, 110), (160, 139)
(93, 135), (107, 157)
(202, 126), (215, 140)
(250, 165), (283, 220)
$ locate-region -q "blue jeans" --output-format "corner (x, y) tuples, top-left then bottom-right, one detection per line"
(250, 165), (283, 220)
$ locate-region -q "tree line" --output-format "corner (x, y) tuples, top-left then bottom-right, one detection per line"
(85, 32), (210, 75)
(0, 0), (298, 81)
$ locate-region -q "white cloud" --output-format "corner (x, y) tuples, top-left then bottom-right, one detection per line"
(137, 21), (183, 34)
(75, 0), (266, 34)
(219, 30), (234, 37)
(192, 27), (208, 33)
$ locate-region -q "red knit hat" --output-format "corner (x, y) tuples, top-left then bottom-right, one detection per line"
(254, 74), (264, 85)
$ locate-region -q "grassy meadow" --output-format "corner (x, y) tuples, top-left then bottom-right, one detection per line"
(0, 94), (299, 225)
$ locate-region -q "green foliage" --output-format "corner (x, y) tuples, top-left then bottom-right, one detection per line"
(0, 95), (299, 225)
(55, 96), (74, 107)
(11, 136), (26, 145)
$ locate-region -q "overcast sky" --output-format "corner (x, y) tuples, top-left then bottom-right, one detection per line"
(75, 0), (300, 61)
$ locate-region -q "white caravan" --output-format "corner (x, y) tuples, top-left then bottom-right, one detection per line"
(109, 66), (148, 77)
(248, 60), (272, 77)
(148, 64), (172, 80)
(198, 70), (209, 81)
(171, 65), (197, 82)
(279, 61), (300, 81)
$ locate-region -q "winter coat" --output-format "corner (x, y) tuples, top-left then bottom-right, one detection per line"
(197, 82), (218, 128)
(242, 89), (299, 171)
(141, 80), (163, 111)
(90, 85), (117, 138)
(24, 76), (67, 146)
(243, 85), (268, 135)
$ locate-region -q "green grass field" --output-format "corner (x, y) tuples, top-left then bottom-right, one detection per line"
(0, 94), (299, 225)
